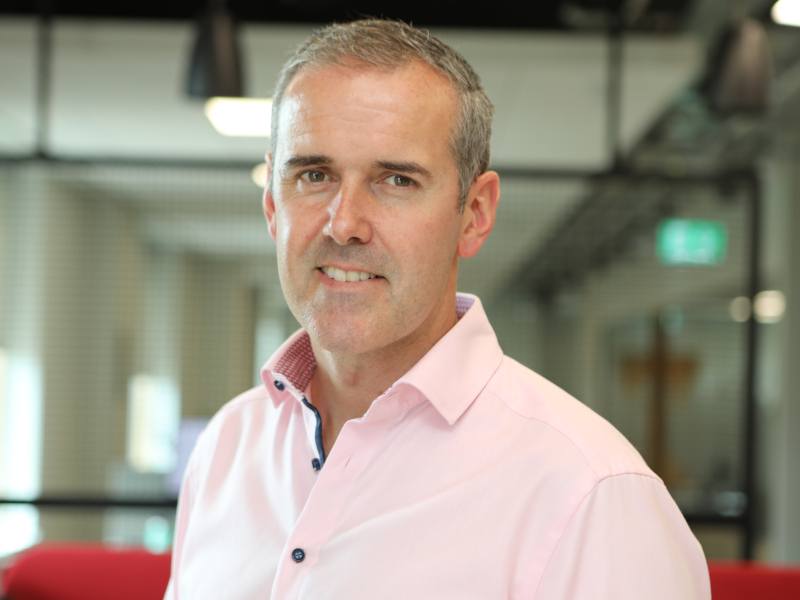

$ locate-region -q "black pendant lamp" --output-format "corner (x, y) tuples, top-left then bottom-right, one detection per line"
(703, 18), (772, 115)
(186, 0), (244, 99)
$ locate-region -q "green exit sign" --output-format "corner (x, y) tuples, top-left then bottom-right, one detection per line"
(656, 219), (727, 266)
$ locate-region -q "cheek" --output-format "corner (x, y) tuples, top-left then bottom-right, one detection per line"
(275, 205), (322, 275)
(276, 214), (292, 249)
(276, 206), (305, 250)
(399, 213), (460, 274)
(273, 209), (298, 272)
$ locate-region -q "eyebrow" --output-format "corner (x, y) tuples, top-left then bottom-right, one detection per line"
(280, 155), (432, 180)
(282, 154), (332, 170)
(375, 160), (432, 179)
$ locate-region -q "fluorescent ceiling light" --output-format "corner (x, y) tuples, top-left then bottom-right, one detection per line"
(204, 97), (272, 137)
(772, 0), (800, 26)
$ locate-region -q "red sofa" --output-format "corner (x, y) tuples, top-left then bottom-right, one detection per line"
(1, 543), (171, 600)
(709, 561), (800, 600)
(3, 544), (800, 600)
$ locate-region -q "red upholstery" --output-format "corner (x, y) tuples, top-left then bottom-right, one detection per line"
(709, 561), (800, 600)
(1, 543), (171, 600)
(4, 548), (799, 600)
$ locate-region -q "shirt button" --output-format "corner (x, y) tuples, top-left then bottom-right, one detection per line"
(291, 548), (306, 563)
(311, 458), (321, 471)
(273, 379), (285, 391)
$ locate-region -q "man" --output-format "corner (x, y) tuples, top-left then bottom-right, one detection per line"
(165, 19), (710, 599)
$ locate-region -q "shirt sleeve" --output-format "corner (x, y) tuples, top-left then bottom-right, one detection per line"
(534, 473), (711, 599)
(163, 438), (203, 600)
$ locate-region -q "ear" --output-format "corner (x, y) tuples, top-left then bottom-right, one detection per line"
(262, 154), (278, 241)
(457, 170), (500, 258)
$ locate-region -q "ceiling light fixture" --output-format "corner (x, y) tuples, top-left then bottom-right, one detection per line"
(204, 97), (272, 137)
(703, 18), (772, 114)
(772, 0), (800, 27)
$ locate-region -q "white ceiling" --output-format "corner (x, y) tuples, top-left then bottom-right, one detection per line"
(0, 18), (702, 165)
(0, 17), (704, 299)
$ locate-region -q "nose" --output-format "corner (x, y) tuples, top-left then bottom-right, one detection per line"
(323, 183), (373, 245)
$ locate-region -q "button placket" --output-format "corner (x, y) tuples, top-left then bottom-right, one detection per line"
(272, 470), (351, 596)
(275, 393), (410, 598)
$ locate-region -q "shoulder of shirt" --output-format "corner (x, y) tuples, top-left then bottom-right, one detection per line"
(485, 354), (657, 482)
(188, 384), (272, 459)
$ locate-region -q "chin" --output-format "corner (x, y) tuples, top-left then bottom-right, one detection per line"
(307, 303), (402, 352)
(310, 322), (382, 355)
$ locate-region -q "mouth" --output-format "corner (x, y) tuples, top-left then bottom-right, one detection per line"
(318, 265), (383, 283)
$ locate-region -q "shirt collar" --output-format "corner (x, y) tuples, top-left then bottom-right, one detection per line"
(261, 292), (504, 426)
(394, 293), (504, 425)
(262, 328), (317, 394)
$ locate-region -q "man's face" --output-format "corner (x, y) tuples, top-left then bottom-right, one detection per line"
(264, 60), (475, 357)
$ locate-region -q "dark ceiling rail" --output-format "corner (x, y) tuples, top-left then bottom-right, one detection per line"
(0, 152), (608, 180)
(0, 153), (265, 171)
(0, 495), (744, 528)
(685, 513), (748, 527)
(0, 153), (763, 185)
(0, 496), (178, 510)
(0, 0), (694, 31)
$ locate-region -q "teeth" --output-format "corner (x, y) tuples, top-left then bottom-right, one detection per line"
(321, 266), (377, 283)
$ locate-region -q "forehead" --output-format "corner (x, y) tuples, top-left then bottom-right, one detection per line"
(274, 60), (458, 166)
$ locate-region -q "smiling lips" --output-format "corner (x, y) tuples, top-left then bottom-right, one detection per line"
(319, 265), (381, 282)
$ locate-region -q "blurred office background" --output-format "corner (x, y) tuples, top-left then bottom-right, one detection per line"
(1, 0), (799, 567)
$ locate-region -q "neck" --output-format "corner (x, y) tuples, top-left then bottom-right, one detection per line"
(308, 296), (459, 455)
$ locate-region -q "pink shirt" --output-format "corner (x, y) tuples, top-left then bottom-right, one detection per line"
(165, 293), (710, 599)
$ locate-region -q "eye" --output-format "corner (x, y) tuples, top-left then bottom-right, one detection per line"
(386, 174), (415, 187)
(300, 170), (328, 183)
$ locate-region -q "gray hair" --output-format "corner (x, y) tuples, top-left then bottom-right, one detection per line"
(270, 18), (494, 210)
